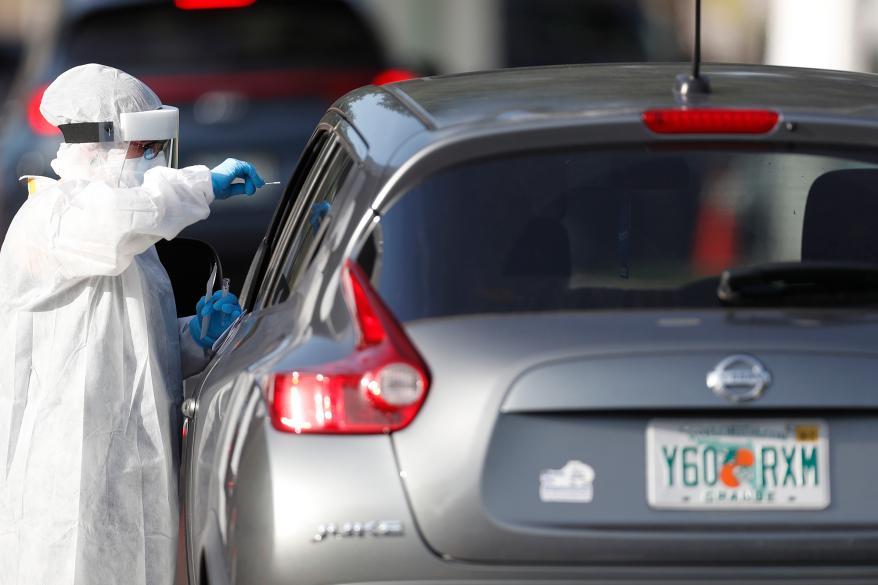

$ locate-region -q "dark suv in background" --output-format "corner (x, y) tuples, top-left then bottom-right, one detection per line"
(0, 41), (20, 109)
(0, 0), (400, 285)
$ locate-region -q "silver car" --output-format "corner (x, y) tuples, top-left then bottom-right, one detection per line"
(180, 63), (878, 584)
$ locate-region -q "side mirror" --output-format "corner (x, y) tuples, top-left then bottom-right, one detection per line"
(155, 237), (223, 318)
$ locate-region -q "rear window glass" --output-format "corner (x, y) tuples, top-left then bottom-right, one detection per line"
(370, 146), (878, 322)
(65, 1), (384, 73)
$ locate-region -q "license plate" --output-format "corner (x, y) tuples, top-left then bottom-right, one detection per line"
(646, 419), (830, 510)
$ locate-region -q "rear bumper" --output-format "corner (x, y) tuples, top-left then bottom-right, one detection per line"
(233, 562), (878, 585)
(324, 571), (878, 585)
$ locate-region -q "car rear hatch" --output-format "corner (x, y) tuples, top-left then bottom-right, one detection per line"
(393, 312), (878, 564)
(365, 142), (878, 565)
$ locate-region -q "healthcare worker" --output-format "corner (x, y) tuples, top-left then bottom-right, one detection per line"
(0, 64), (265, 585)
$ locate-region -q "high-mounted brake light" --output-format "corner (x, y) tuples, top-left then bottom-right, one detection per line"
(642, 109), (779, 135)
(174, 0), (256, 9)
(267, 260), (430, 434)
(372, 69), (418, 86)
(27, 85), (60, 136)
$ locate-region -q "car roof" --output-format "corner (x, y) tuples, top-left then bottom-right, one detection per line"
(391, 63), (878, 129)
(333, 62), (878, 172)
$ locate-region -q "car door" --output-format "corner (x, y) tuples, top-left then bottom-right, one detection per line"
(181, 127), (360, 585)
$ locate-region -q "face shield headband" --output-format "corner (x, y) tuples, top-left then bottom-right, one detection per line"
(57, 106), (180, 186)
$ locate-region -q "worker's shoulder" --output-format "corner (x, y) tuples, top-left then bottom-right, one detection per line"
(20, 175), (59, 198)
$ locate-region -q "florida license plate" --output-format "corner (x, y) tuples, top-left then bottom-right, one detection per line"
(646, 419), (830, 510)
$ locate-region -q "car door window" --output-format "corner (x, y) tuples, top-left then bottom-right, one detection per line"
(247, 130), (332, 309)
(268, 146), (355, 305)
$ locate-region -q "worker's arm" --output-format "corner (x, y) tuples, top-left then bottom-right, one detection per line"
(48, 165), (214, 278)
(47, 159), (263, 279)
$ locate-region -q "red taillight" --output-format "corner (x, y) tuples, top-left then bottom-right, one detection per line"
(347, 264), (385, 346)
(267, 260), (429, 434)
(372, 69), (418, 86)
(27, 85), (60, 136)
(642, 109), (779, 135)
(175, 0), (256, 9)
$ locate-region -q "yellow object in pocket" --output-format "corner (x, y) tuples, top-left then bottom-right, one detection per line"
(18, 175), (57, 198)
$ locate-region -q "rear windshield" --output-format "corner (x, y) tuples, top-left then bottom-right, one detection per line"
(368, 146), (878, 322)
(64, 1), (384, 73)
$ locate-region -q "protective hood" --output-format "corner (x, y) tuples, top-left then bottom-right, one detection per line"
(40, 63), (161, 131)
(41, 64), (177, 187)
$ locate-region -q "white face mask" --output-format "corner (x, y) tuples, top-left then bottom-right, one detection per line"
(117, 151), (167, 187)
(50, 143), (168, 187)
(50, 142), (127, 184)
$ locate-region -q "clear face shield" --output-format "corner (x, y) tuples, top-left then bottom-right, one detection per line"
(118, 137), (177, 187)
(57, 105), (179, 188)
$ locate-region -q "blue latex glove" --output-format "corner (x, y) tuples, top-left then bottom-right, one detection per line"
(189, 291), (243, 349)
(309, 201), (332, 233)
(210, 158), (266, 199)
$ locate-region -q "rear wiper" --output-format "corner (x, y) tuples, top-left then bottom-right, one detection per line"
(717, 262), (878, 306)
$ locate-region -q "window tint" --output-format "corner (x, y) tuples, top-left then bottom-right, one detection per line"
(264, 141), (354, 306)
(370, 146), (878, 322)
(249, 131), (331, 308)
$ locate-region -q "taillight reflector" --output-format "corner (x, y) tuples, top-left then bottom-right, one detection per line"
(347, 263), (386, 346)
(175, 0), (256, 9)
(372, 69), (418, 86)
(642, 109), (779, 135)
(27, 85), (60, 136)
(267, 260), (430, 434)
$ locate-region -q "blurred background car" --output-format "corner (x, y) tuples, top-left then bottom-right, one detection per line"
(502, 0), (658, 66)
(0, 40), (20, 107)
(0, 0), (407, 285)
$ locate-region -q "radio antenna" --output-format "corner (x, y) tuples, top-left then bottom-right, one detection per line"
(693, 0), (702, 78)
(676, 0), (711, 98)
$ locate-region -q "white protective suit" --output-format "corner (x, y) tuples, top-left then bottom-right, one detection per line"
(0, 65), (213, 585)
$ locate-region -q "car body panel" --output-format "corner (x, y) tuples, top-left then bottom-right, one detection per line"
(183, 300), (303, 577)
(391, 312), (878, 564)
